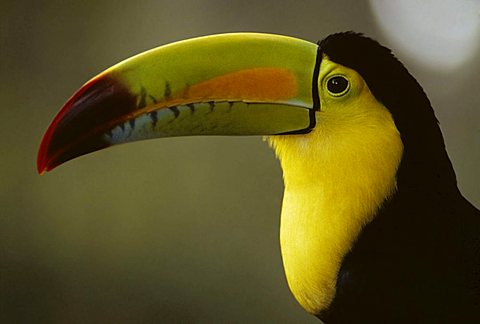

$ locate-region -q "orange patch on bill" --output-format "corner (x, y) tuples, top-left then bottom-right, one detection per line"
(185, 68), (297, 102)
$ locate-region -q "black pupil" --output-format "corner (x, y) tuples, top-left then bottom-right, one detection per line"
(327, 76), (348, 94)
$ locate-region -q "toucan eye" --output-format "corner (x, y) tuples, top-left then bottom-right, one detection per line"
(326, 76), (350, 96)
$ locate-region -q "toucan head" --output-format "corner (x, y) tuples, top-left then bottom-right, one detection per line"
(36, 32), (397, 172)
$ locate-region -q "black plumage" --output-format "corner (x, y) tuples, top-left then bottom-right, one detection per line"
(317, 32), (480, 323)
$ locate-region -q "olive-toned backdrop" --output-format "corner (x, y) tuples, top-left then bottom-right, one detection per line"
(1, 1), (479, 323)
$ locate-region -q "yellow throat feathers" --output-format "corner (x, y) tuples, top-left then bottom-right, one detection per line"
(267, 58), (403, 314)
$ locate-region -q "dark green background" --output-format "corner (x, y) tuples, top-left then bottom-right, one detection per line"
(1, 1), (479, 323)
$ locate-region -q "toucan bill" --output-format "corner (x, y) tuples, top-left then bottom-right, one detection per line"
(37, 33), (320, 173)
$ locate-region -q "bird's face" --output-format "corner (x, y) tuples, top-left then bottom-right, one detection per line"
(268, 55), (402, 185)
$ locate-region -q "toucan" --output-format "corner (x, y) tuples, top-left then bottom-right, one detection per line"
(37, 32), (479, 322)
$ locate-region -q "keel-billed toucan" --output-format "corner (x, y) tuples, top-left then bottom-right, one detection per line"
(37, 32), (480, 322)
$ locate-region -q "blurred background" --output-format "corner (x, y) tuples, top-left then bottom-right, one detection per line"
(1, 0), (479, 323)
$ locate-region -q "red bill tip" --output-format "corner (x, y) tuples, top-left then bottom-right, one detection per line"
(37, 74), (138, 173)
